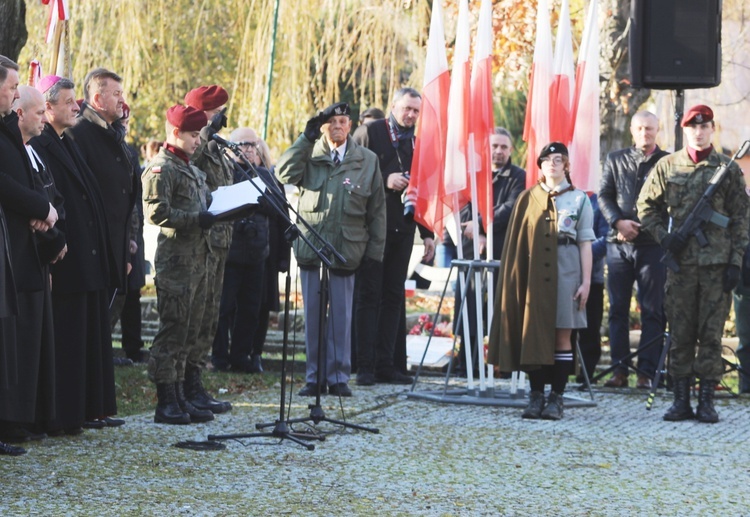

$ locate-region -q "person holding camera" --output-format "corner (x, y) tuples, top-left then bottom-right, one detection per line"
(351, 88), (435, 386)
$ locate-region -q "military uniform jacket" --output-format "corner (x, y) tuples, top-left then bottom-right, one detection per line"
(276, 135), (386, 272)
(142, 147), (211, 259)
(191, 136), (233, 250)
(637, 147), (750, 267)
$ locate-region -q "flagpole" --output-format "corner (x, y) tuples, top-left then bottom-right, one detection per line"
(467, 135), (488, 392)
(452, 194), (475, 391)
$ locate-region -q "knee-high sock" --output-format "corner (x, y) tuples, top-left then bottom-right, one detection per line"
(551, 350), (574, 394)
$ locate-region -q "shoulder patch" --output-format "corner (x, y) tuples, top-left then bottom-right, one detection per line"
(152, 166), (162, 173)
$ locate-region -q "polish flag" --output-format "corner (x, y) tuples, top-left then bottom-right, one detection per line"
(441, 0), (472, 235)
(410, 1), (451, 237)
(549, 0), (575, 145)
(569, 0), (600, 192)
(469, 0), (495, 234)
(522, 0), (554, 188)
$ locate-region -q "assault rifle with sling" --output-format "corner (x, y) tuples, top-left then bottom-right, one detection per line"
(661, 140), (750, 272)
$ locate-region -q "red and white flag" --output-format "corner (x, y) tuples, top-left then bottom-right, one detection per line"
(549, 0), (575, 145)
(442, 0), (471, 233)
(42, 0), (70, 44)
(569, 0), (600, 192)
(410, 0), (451, 237)
(522, 0), (553, 188)
(469, 0), (495, 234)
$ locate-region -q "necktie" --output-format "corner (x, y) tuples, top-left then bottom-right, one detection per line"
(333, 149), (340, 166)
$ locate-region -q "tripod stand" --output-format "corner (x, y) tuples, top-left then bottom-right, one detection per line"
(256, 264), (379, 435)
(591, 331), (669, 387)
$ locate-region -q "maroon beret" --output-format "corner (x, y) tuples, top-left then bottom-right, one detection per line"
(681, 104), (714, 127)
(166, 104), (207, 132)
(184, 85), (229, 111)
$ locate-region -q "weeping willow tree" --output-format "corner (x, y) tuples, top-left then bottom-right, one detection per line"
(19, 0), (438, 158)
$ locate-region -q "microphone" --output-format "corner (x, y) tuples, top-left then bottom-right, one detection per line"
(211, 133), (240, 150)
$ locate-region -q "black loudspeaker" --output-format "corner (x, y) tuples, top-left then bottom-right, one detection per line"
(629, 0), (722, 90)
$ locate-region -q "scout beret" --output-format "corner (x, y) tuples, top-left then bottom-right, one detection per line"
(681, 104), (714, 127)
(36, 75), (62, 94)
(320, 102), (351, 122)
(166, 104), (207, 132)
(537, 142), (568, 167)
(184, 85), (229, 111)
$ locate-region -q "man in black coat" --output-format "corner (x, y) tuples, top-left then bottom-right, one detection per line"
(352, 88), (435, 385)
(31, 75), (121, 433)
(598, 111), (669, 389)
(0, 56), (58, 443)
(66, 68), (136, 317)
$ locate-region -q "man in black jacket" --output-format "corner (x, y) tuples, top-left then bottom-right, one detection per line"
(0, 56), (58, 443)
(32, 75), (121, 433)
(352, 88), (435, 385)
(66, 68), (136, 327)
(598, 111), (668, 389)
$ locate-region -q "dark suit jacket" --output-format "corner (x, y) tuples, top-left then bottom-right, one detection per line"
(66, 104), (136, 289)
(31, 124), (113, 293)
(0, 112), (50, 292)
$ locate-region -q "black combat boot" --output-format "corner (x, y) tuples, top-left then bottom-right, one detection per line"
(540, 391), (564, 420)
(521, 391), (545, 419)
(175, 382), (214, 423)
(154, 383), (191, 425)
(695, 380), (719, 423)
(663, 377), (695, 421)
(184, 365), (232, 414)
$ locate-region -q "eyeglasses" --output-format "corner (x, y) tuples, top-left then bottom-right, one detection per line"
(237, 141), (258, 150)
(540, 156), (564, 166)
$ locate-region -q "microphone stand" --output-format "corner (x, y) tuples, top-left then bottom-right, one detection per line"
(207, 137), (376, 449)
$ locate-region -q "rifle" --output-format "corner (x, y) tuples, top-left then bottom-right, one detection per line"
(661, 140), (750, 272)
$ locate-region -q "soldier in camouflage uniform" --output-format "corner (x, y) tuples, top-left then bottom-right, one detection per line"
(183, 85), (234, 414)
(637, 105), (750, 423)
(142, 105), (219, 425)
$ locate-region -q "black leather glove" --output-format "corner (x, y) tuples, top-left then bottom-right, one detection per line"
(661, 232), (688, 256)
(723, 264), (741, 292)
(198, 211), (217, 230)
(209, 107), (228, 132)
(303, 113), (323, 142)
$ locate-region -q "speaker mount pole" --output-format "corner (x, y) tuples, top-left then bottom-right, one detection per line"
(674, 89), (684, 151)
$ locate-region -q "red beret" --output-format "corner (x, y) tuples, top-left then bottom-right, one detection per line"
(681, 104), (714, 127)
(184, 85), (229, 111)
(166, 105), (207, 132)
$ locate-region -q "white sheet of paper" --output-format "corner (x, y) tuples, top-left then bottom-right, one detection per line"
(208, 178), (266, 215)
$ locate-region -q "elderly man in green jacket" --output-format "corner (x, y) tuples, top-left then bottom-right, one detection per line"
(276, 102), (386, 397)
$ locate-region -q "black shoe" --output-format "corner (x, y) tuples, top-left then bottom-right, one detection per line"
(298, 383), (326, 397)
(0, 441), (26, 456)
(356, 372), (375, 386)
(328, 383), (352, 397)
(248, 354), (263, 374)
(540, 392), (564, 420)
(102, 417), (125, 427)
(113, 356), (134, 367)
(375, 371), (413, 385)
(663, 377), (695, 421)
(184, 366), (232, 414)
(522, 391), (545, 419)
(175, 383), (215, 423)
(82, 420), (106, 430)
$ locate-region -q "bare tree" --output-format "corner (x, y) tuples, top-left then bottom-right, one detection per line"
(0, 0), (28, 60)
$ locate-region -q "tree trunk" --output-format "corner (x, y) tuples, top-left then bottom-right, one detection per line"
(599, 0), (651, 156)
(0, 0), (28, 61)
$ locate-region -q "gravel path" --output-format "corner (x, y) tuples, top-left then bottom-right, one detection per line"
(2, 378), (749, 516)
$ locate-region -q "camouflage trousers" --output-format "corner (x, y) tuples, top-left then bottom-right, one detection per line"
(665, 264), (731, 381)
(148, 251), (208, 384)
(187, 247), (228, 369)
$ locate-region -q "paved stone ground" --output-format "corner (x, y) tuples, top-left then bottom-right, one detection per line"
(1, 376), (748, 516)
